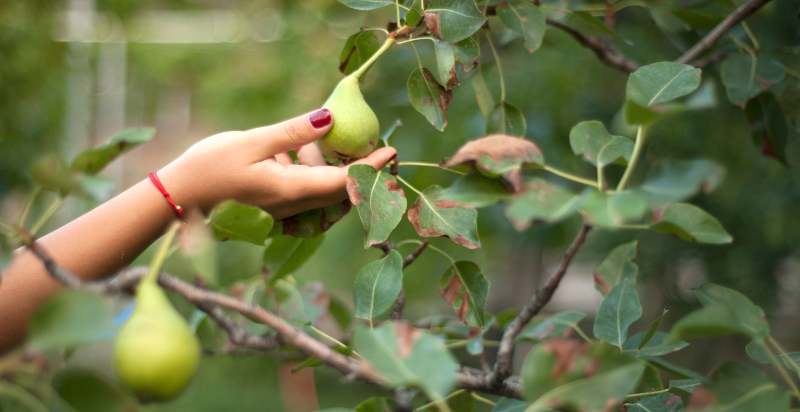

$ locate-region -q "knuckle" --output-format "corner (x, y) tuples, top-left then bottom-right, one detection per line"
(282, 122), (304, 147)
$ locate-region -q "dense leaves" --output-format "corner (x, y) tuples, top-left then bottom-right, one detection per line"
(407, 185), (480, 249)
(408, 68), (450, 131)
(347, 165), (407, 248)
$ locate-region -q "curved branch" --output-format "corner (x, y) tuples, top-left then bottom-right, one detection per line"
(545, 19), (638, 73)
(676, 0), (773, 64)
(489, 224), (592, 387)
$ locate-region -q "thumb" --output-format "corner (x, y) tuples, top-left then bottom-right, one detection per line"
(246, 108), (332, 157)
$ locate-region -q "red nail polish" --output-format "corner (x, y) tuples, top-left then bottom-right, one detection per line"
(310, 108), (332, 128)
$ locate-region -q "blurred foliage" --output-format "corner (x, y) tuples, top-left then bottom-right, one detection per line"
(1, 0), (800, 410)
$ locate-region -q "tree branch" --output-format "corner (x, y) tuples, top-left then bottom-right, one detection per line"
(545, 18), (638, 73)
(23, 238), (524, 399)
(489, 224), (592, 387)
(676, 0), (773, 64)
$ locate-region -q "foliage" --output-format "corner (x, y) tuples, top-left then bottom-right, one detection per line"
(1, 0), (800, 411)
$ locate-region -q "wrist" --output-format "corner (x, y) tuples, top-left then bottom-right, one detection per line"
(157, 158), (205, 214)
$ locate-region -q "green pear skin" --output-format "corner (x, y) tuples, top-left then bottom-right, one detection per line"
(318, 75), (379, 163)
(114, 281), (200, 400)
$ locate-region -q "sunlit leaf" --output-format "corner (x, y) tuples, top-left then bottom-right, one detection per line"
(208, 200), (274, 245)
(497, 1), (546, 53)
(650, 203), (732, 244)
(671, 283), (769, 340)
(445, 135), (545, 179)
(408, 67), (451, 131)
(407, 185), (480, 249)
(626, 62), (701, 107)
(439, 261), (489, 327)
(71, 128), (155, 175)
(424, 0), (486, 43)
(264, 234), (324, 284)
(347, 165), (407, 248)
(487, 102), (527, 137)
(593, 241), (638, 295)
(569, 120), (633, 167)
(594, 279), (642, 348)
(28, 290), (115, 350)
(353, 251), (404, 322)
(641, 159), (725, 206)
(339, 30), (381, 75)
(354, 322), (458, 400)
(721, 53), (785, 107)
(518, 310), (587, 341)
(579, 189), (647, 228)
(336, 0), (393, 11)
(505, 178), (581, 231)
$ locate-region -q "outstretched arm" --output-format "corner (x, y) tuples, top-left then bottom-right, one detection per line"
(0, 109), (396, 352)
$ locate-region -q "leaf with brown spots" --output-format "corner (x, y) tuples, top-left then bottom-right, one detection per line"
(347, 164), (407, 248)
(408, 67), (452, 131)
(446, 134), (544, 190)
(439, 261), (489, 328)
(407, 185), (480, 249)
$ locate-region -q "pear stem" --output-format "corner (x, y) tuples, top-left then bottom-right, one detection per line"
(143, 222), (181, 285)
(350, 36), (396, 80)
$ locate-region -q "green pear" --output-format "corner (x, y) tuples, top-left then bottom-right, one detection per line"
(317, 75), (379, 164)
(114, 281), (200, 400)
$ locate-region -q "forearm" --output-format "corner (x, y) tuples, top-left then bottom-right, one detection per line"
(0, 173), (180, 352)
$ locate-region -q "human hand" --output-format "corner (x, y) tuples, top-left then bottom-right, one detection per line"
(159, 109), (396, 218)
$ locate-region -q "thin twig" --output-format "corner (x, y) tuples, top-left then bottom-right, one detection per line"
(676, 0), (772, 64)
(545, 18), (638, 73)
(489, 224), (592, 387)
(391, 241), (430, 320)
(403, 241), (430, 268)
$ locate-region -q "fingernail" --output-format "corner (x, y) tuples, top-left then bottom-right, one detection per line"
(309, 108), (332, 128)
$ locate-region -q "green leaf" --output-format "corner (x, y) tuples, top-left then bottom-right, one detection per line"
(434, 40), (457, 88)
(71, 128), (155, 175)
(702, 363), (791, 412)
(625, 393), (683, 412)
(264, 234), (324, 284)
(339, 30), (381, 76)
(281, 200), (351, 238)
(746, 92), (790, 163)
(353, 397), (396, 412)
(641, 159), (725, 206)
(471, 70), (495, 118)
(454, 36), (480, 67)
(336, 0), (393, 11)
(53, 368), (135, 412)
(347, 165), (407, 248)
(624, 331), (688, 357)
(353, 251), (404, 322)
(0, 383), (49, 412)
(745, 340), (800, 377)
(408, 67), (450, 131)
(650, 203), (732, 244)
(439, 261), (489, 327)
(593, 241), (638, 295)
(27, 290), (115, 350)
(270, 278), (311, 325)
(626, 62), (701, 107)
(492, 398), (527, 412)
(438, 173), (513, 208)
(497, 1), (547, 53)
(569, 120), (633, 166)
(31, 155), (80, 195)
(487, 101), (527, 136)
(402, 0), (423, 26)
(593, 279), (642, 348)
(526, 362), (646, 411)
(624, 99), (660, 126)
(445, 135), (545, 177)
(505, 178), (581, 230)
(208, 200), (273, 245)
(670, 283), (770, 340)
(721, 53), (785, 107)
(408, 185), (480, 249)
(178, 215), (218, 285)
(353, 322), (458, 400)
(425, 0), (487, 43)
(579, 189), (648, 228)
(518, 310), (587, 341)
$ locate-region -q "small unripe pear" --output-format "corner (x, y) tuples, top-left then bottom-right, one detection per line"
(317, 75), (379, 164)
(114, 281), (200, 400)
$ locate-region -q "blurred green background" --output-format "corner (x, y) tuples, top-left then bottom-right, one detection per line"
(1, 0), (799, 410)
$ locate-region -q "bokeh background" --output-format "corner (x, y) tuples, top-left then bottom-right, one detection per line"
(1, 0), (799, 410)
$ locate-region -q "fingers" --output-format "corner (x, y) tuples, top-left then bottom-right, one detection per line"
(297, 143), (326, 166)
(245, 108), (332, 157)
(275, 153), (293, 165)
(348, 147), (397, 171)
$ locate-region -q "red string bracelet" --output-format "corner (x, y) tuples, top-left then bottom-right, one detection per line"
(147, 172), (185, 219)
